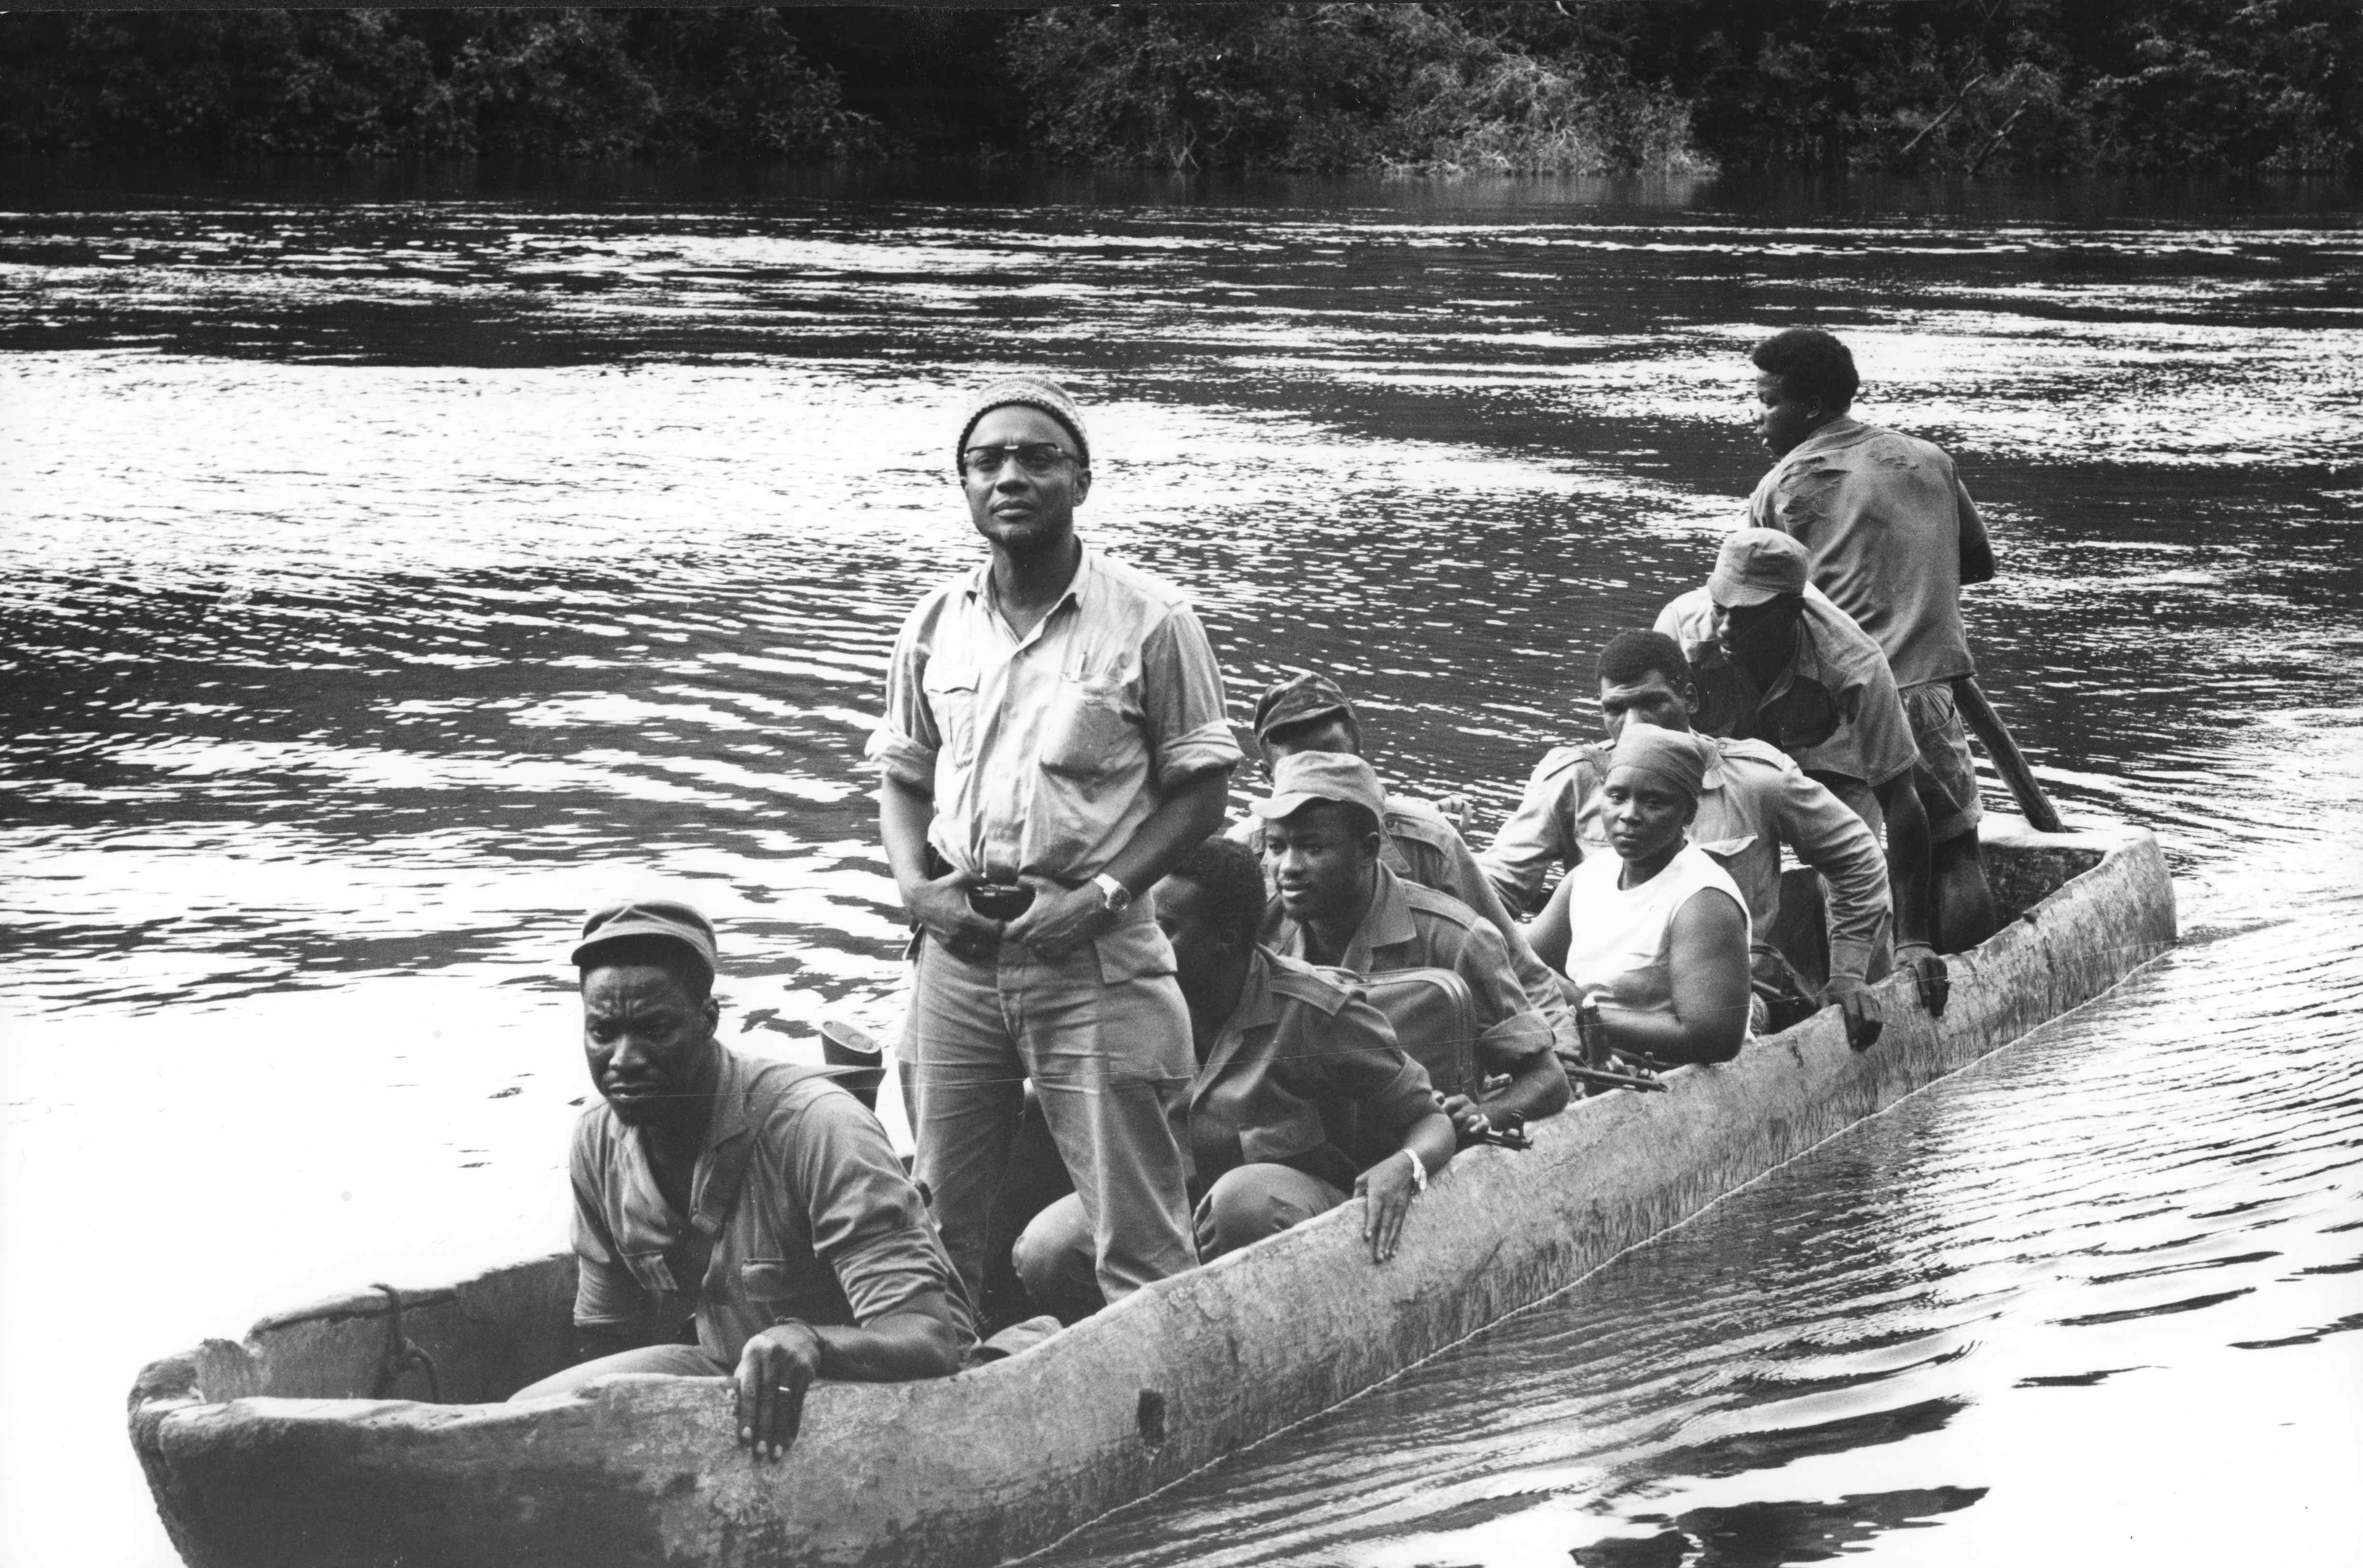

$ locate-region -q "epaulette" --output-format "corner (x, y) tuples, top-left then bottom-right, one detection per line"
(1398, 878), (1491, 934)
(1261, 950), (1357, 1017)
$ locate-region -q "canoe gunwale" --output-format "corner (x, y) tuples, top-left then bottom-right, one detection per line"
(128, 818), (2176, 1568)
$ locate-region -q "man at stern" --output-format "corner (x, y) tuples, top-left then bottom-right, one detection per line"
(1747, 326), (2001, 950)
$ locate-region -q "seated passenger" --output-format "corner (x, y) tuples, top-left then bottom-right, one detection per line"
(1231, 671), (1580, 1059)
(1257, 752), (1569, 1141)
(1013, 837), (1455, 1321)
(1482, 630), (1889, 1042)
(509, 899), (969, 1459)
(1654, 527), (1949, 1017)
(1529, 726), (1752, 1066)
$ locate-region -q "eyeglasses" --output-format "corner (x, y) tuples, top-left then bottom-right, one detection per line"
(960, 442), (1078, 479)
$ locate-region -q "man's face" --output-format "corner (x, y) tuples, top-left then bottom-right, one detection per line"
(1598, 670), (1694, 741)
(1601, 767), (1693, 861)
(1258, 715), (1357, 778)
(581, 963), (719, 1129)
(1710, 594), (1803, 675)
(1263, 802), (1377, 927)
(1753, 371), (1827, 457)
(962, 405), (1089, 557)
(1153, 871), (1234, 996)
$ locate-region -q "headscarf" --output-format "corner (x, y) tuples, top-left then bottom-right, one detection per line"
(1608, 723), (1709, 806)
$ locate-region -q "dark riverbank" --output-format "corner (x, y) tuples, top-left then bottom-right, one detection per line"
(3, 2), (2357, 176)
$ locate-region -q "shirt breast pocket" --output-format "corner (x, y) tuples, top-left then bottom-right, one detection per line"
(922, 661), (980, 766)
(1038, 672), (1141, 781)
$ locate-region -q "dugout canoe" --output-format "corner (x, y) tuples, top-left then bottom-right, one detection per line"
(128, 815), (2174, 1568)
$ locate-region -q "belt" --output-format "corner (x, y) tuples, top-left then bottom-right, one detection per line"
(965, 883), (1036, 921)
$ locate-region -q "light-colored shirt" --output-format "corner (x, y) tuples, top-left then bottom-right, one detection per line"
(868, 546), (1241, 883)
(1558, 843), (1749, 1030)
(1748, 417), (1988, 689)
(1266, 862), (1555, 1074)
(1655, 584), (1919, 790)
(570, 1048), (972, 1365)
(1478, 735), (1890, 986)
(1229, 789), (1577, 1054)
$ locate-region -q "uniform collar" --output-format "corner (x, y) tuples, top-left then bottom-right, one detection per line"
(1348, 862), (1418, 968)
(614, 1042), (746, 1248)
(961, 542), (1095, 647)
(1786, 416), (1867, 461)
(1197, 947), (1282, 1094)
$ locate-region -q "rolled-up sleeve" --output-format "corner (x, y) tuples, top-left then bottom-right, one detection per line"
(1842, 660), (1920, 788)
(569, 1128), (649, 1331)
(1480, 751), (1586, 912)
(864, 613), (940, 792)
(1319, 993), (1438, 1142)
(1456, 922), (1556, 1072)
(1138, 604), (1242, 792)
(788, 1091), (971, 1339)
(1775, 762), (1891, 987)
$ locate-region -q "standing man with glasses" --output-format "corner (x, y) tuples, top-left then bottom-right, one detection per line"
(868, 377), (1241, 1311)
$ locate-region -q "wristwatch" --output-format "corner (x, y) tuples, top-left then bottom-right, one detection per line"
(1092, 873), (1133, 915)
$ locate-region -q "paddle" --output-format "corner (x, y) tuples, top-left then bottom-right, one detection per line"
(1950, 675), (2065, 834)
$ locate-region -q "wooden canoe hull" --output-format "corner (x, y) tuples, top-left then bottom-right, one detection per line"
(129, 819), (2174, 1568)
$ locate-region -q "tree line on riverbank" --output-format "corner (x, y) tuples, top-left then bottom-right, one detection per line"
(2, 2), (2355, 177)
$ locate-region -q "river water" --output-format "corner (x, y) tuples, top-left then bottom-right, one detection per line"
(3, 165), (2359, 1568)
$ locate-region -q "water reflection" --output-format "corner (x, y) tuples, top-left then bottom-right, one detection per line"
(1, 169), (2358, 1568)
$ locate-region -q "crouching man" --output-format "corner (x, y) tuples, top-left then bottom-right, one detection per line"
(509, 899), (970, 1459)
(1014, 837), (1456, 1321)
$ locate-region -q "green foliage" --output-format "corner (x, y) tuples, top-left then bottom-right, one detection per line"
(1007, 4), (1710, 173)
(0, 9), (887, 159)
(0, 2), (2352, 176)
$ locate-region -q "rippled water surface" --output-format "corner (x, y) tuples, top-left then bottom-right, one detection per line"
(3, 167), (2359, 1568)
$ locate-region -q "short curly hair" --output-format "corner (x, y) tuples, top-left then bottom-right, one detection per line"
(1751, 327), (1859, 414)
(1165, 835), (1269, 954)
(1596, 629), (1690, 692)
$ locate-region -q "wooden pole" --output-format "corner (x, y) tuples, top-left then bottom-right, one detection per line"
(1951, 675), (2065, 833)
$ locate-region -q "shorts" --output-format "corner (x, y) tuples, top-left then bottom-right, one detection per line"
(1901, 680), (1982, 844)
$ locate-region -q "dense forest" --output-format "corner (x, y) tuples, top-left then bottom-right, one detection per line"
(2, 1), (2355, 176)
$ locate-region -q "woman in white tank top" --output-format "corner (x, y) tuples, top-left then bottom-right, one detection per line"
(1530, 723), (1752, 1065)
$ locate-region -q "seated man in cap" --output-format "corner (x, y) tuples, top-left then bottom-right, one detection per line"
(1257, 752), (1568, 1139)
(1012, 837), (1457, 1320)
(1655, 528), (1950, 1017)
(1232, 671), (1580, 1062)
(509, 900), (971, 1461)
(1481, 631), (1890, 1040)
(1527, 725), (1752, 1066)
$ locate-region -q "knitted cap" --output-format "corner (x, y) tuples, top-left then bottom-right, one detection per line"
(955, 377), (1091, 473)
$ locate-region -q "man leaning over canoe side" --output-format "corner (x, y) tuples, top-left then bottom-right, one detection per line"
(1655, 528), (1953, 1018)
(1013, 836), (1457, 1321)
(1258, 751), (1569, 1142)
(1229, 670), (1580, 1062)
(1745, 327), (2002, 953)
(1480, 630), (1890, 1043)
(509, 900), (969, 1460)
(868, 376), (1240, 1314)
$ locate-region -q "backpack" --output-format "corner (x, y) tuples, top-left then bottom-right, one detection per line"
(1312, 965), (1478, 1168)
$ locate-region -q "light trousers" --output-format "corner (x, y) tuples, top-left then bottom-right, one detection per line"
(910, 919), (1197, 1309)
